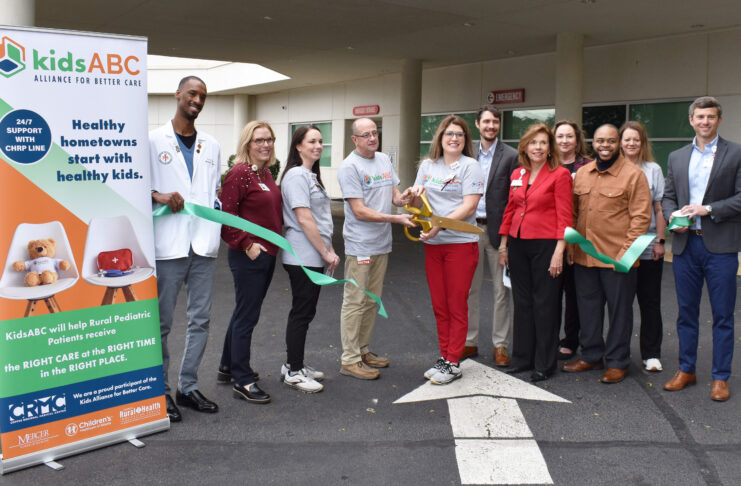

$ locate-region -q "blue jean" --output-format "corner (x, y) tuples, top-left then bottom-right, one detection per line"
(157, 250), (217, 394)
(672, 233), (738, 380)
(220, 248), (276, 386)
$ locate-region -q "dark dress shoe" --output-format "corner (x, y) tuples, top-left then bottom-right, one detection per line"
(233, 383), (271, 404)
(165, 394), (182, 422)
(217, 365), (259, 384)
(562, 359), (604, 373)
(175, 389), (219, 413)
(530, 371), (550, 382)
(502, 364), (533, 374)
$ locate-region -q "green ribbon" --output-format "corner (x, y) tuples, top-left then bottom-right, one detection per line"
(667, 215), (693, 231)
(153, 202), (387, 318)
(564, 227), (656, 273)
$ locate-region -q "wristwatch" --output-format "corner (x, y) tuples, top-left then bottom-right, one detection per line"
(704, 204), (713, 214)
(658, 239), (666, 245)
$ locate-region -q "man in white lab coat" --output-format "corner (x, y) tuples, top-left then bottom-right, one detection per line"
(149, 76), (222, 422)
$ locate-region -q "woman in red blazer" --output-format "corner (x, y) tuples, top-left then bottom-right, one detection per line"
(498, 123), (573, 382)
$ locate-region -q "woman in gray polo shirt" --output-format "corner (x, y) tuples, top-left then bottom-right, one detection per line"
(279, 125), (340, 393)
(409, 115), (484, 385)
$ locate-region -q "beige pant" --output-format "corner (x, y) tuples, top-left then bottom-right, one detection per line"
(340, 254), (388, 365)
(467, 225), (512, 348)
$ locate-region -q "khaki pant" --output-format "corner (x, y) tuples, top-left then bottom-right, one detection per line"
(466, 224), (512, 348)
(340, 254), (388, 365)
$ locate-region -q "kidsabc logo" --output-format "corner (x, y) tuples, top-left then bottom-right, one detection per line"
(0, 36), (26, 78)
(0, 36), (140, 78)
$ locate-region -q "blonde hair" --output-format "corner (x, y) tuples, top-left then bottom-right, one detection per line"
(234, 120), (277, 167)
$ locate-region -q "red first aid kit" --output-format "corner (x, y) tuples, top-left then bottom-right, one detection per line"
(97, 249), (133, 272)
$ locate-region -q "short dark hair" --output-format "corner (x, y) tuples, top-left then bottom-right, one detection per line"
(689, 96), (722, 118)
(177, 75), (206, 91)
(476, 105), (502, 123)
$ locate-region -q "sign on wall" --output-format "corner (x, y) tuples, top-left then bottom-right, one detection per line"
(486, 89), (525, 105)
(0, 26), (167, 474)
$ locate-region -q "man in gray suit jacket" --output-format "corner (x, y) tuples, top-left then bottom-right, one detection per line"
(662, 96), (741, 402)
(463, 105), (518, 366)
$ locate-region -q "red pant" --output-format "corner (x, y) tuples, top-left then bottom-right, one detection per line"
(424, 242), (479, 364)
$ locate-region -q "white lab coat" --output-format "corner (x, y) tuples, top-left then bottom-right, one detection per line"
(149, 121), (222, 259)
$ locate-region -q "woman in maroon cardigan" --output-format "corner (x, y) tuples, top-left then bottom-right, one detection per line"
(498, 123), (573, 382)
(218, 120), (282, 404)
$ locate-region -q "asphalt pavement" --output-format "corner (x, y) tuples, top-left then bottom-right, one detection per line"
(2, 215), (740, 485)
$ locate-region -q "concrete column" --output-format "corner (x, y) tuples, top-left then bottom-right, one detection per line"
(232, 94), (257, 139)
(398, 58), (422, 189)
(555, 33), (583, 125)
(1, 0), (35, 26)
(230, 94), (256, 171)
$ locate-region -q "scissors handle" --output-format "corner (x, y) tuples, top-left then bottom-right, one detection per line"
(403, 193), (434, 242)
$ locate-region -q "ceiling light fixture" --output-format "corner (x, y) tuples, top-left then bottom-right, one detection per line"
(264, 16), (272, 20)
(463, 22), (474, 27)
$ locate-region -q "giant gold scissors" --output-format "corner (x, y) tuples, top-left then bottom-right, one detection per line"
(403, 193), (484, 242)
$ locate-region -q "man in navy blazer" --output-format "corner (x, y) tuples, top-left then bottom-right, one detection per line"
(662, 96), (741, 402)
(464, 105), (518, 365)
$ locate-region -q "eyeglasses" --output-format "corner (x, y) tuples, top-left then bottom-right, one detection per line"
(354, 131), (378, 139)
(443, 131), (465, 138)
(252, 137), (275, 145)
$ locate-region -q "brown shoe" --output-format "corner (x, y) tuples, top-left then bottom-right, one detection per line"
(562, 359), (604, 372)
(663, 370), (697, 391)
(711, 380), (730, 402)
(600, 368), (627, 384)
(340, 362), (380, 380)
(362, 352), (389, 368)
(494, 346), (510, 367)
(460, 345), (478, 361)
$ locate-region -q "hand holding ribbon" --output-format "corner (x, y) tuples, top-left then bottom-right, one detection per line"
(564, 227), (656, 273)
(153, 202), (388, 317)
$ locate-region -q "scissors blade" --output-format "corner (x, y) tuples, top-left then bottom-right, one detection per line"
(430, 216), (483, 234)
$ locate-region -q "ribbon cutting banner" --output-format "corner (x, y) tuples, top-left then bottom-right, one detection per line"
(153, 203), (388, 318)
(564, 227), (656, 273)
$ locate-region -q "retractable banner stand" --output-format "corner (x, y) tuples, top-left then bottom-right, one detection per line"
(0, 26), (168, 473)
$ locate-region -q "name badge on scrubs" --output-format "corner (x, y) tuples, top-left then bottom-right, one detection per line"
(357, 256), (371, 265)
(258, 183), (270, 191)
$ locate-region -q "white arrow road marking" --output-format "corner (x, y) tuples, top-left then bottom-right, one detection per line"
(394, 360), (570, 485)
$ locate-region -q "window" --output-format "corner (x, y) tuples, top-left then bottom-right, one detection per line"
(501, 108), (555, 141)
(419, 112), (480, 159)
(290, 122), (332, 167)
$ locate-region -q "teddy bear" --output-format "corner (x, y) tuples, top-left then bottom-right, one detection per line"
(13, 238), (71, 287)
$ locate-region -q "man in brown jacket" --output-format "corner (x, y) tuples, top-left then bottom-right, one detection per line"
(562, 124), (651, 383)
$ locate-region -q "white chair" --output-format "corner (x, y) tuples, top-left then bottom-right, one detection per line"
(82, 215), (154, 305)
(0, 221), (80, 316)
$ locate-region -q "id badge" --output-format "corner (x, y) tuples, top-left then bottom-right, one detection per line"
(357, 256), (371, 265)
(258, 183), (270, 191)
(511, 179), (523, 187)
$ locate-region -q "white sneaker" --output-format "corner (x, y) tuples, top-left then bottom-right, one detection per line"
(424, 357), (446, 380)
(430, 361), (462, 385)
(283, 369), (324, 393)
(281, 363), (325, 382)
(643, 358), (663, 372)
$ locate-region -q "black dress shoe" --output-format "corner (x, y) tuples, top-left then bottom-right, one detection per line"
(530, 371), (550, 382)
(175, 389), (219, 413)
(165, 394), (182, 422)
(217, 365), (259, 383)
(233, 383), (271, 404)
(502, 365), (533, 374)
